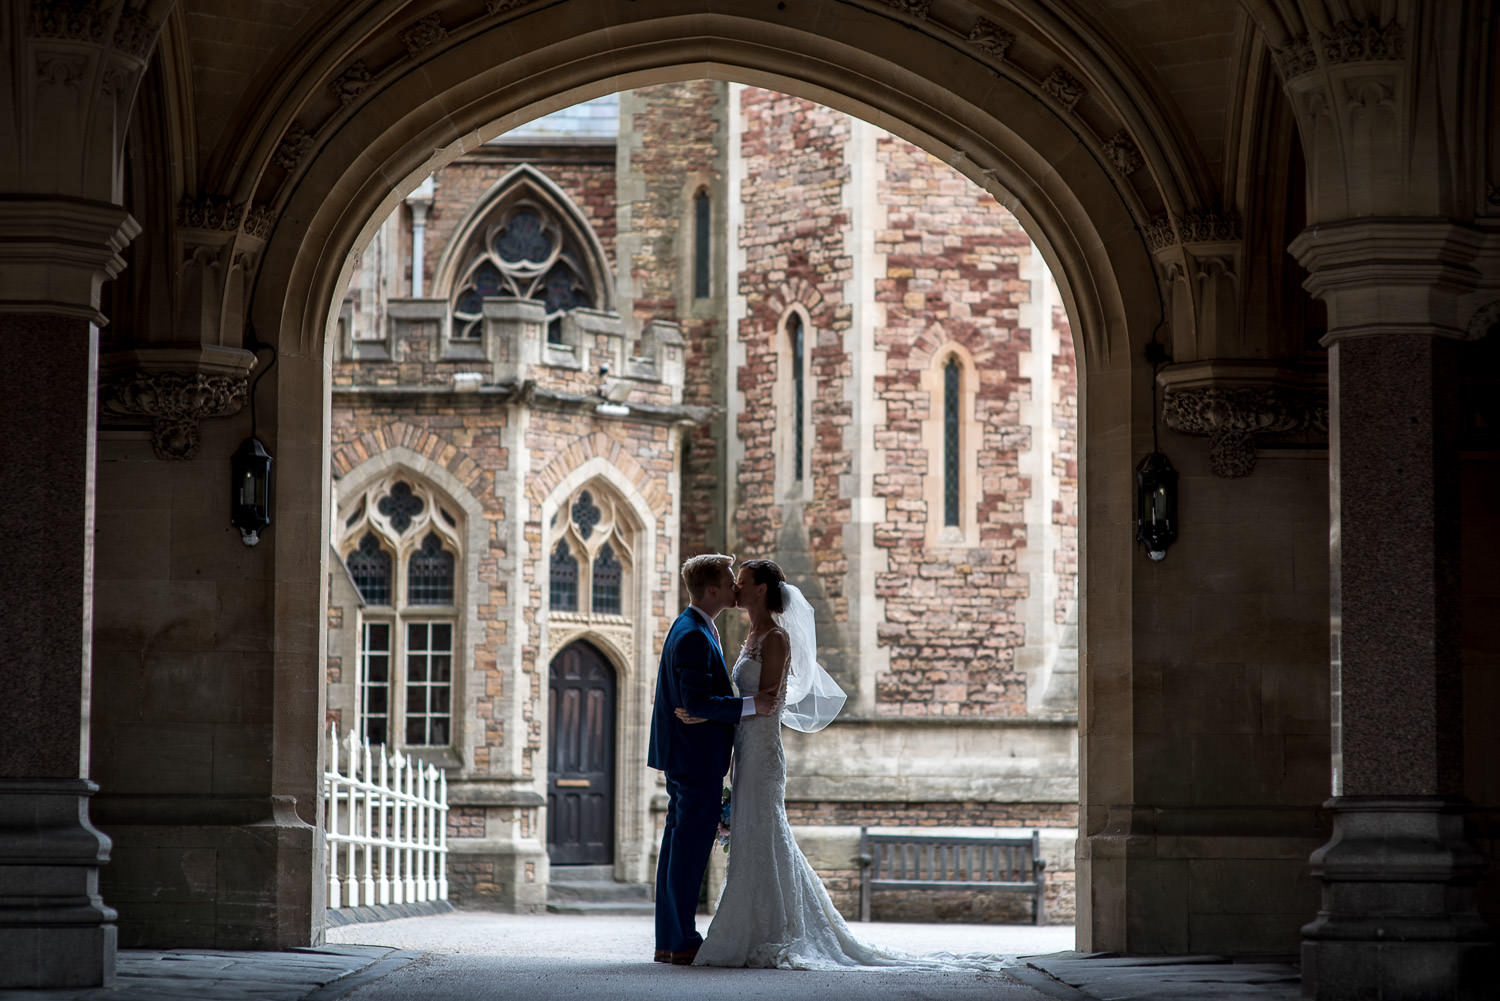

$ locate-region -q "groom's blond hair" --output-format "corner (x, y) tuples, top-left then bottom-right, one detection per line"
(682, 553), (734, 602)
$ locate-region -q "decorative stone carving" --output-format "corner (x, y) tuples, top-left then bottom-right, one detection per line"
(1274, 18), (1404, 81)
(1103, 130), (1143, 175)
(1159, 365), (1326, 478)
(274, 122), (314, 171)
(402, 14), (447, 55)
(967, 18), (1014, 59)
(1486, 181), (1500, 206)
(1143, 210), (1242, 253)
(330, 60), (373, 104)
(880, 0), (931, 19)
(178, 195), (241, 231)
(243, 205), (274, 240)
(100, 370), (249, 460)
(484, 0), (532, 13)
(1040, 67), (1084, 112)
(111, 6), (155, 59)
(29, 0), (110, 43)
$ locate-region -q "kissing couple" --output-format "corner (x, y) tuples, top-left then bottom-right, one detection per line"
(647, 554), (1007, 971)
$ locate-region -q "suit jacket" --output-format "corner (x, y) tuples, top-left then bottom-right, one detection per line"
(647, 608), (742, 780)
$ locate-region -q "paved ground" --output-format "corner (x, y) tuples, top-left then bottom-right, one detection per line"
(2, 911), (1302, 1001)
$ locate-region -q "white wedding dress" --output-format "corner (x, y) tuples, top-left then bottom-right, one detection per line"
(694, 636), (1010, 972)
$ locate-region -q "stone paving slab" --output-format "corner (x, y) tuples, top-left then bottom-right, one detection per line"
(1022, 951), (1302, 1001)
(0, 945), (406, 1001)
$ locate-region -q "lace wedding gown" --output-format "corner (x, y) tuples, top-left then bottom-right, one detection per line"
(693, 637), (1009, 972)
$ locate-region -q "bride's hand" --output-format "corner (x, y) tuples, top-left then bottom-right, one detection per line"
(675, 707), (707, 725)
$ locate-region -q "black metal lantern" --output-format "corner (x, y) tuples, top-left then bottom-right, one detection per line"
(1135, 450), (1178, 561)
(231, 436), (272, 546)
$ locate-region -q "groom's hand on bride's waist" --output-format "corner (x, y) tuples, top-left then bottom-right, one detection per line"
(752, 690), (777, 715)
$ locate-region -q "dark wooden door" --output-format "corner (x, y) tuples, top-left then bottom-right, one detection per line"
(547, 641), (616, 865)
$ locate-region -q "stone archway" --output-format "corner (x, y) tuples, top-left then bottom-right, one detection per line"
(235, 5), (1163, 956)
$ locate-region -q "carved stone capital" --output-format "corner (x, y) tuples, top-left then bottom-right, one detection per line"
(1158, 362), (1327, 478)
(1144, 209), (1242, 255)
(967, 18), (1014, 59)
(99, 347), (257, 460)
(1275, 17), (1406, 81)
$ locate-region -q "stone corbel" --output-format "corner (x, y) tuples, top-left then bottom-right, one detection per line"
(1158, 361), (1327, 478)
(99, 346), (257, 459)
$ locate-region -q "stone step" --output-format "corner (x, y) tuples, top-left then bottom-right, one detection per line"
(549, 865), (615, 883)
(545, 898), (657, 916)
(546, 868), (655, 915)
(547, 880), (652, 904)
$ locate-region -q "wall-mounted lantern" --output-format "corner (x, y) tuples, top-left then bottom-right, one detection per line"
(1135, 450), (1178, 560)
(232, 331), (276, 546)
(231, 437), (272, 545)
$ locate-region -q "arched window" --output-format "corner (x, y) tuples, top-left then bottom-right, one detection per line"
(943, 356), (962, 527)
(790, 312), (806, 483)
(924, 345), (978, 546)
(693, 188), (711, 299)
(550, 540), (579, 612)
(443, 170), (610, 345)
(340, 476), (462, 748)
(548, 482), (635, 619)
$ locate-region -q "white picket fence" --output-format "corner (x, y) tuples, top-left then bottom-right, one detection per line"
(323, 724), (449, 909)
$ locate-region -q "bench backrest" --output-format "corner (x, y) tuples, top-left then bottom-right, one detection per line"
(860, 829), (1041, 884)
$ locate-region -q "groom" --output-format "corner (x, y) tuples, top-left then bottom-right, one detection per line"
(648, 553), (774, 965)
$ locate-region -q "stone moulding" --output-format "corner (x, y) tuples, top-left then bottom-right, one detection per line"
(1158, 362), (1327, 478)
(1273, 18), (1406, 81)
(99, 347), (258, 460)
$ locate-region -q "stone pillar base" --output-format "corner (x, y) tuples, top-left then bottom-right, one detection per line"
(0, 779), (117, 988)
(1301, 797), (1496, 1000)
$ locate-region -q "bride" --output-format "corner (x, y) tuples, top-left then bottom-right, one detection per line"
(677, 558), (1007, 971)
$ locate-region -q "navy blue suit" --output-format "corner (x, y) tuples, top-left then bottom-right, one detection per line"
(647, 607), (743, 954)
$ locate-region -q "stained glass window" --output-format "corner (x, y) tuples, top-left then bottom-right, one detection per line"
(408, 532), (455, 605)
(550, 540), (579, 611)
(347, 532), (393, 605)
(592, 543), (622, 615)
(944, 356), (961, 527)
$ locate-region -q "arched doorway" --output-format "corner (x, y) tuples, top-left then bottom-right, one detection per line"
(547, 641), (617, 866)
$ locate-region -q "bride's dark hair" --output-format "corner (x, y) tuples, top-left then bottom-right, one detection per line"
(739, 559), (787, 613)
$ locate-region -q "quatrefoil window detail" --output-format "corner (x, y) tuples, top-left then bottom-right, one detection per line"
(571, 491), (602, 539)
(378, 481), (425, 534)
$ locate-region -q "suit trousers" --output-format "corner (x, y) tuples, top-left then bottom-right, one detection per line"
(655, 771), (722, 952)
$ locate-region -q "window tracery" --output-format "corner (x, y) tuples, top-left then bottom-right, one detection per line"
(339, 474), (462, 748)
(548, 482), (634, 619)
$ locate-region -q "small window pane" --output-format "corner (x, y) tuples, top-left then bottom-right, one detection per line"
(550, 540), (579, 611)
(360, 621), (392, 746)
(593, 543), (622, 615)
(403, 621), (453, 746)
(408, 532), (455, 605)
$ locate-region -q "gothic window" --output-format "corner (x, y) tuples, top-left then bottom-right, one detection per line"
(340, 475), (462, 748)
(347, 532), (393, 605)
(592, 543), (622, 615)
(408, 532), (455, 605)
(449, 193), (602, 343)
(550, 540), (579, 612)
(926, 345), (977, 545)
(790, 313), (806, 483)
(548, 482), (635, 619)
(944, 357), (961, 527)
(693, 189), (711, 299)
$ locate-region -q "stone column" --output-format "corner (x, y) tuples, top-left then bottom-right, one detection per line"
(1292, 219), (1495, 1000)
(0, 198), (140, 988)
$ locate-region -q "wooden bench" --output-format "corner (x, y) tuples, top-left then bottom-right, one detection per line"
(857, 827), (1046, 924)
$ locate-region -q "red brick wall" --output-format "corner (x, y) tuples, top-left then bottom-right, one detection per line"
(734, 89), (853, 616)
(623, 81), (728, 563)
(1052, 301), (1079, 627)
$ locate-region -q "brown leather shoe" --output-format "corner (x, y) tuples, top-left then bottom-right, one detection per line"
(653, 949), (671, 964)
(669, 946), (700, 965)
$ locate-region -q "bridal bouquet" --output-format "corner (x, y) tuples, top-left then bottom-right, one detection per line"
(716, 786), (731, 853)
